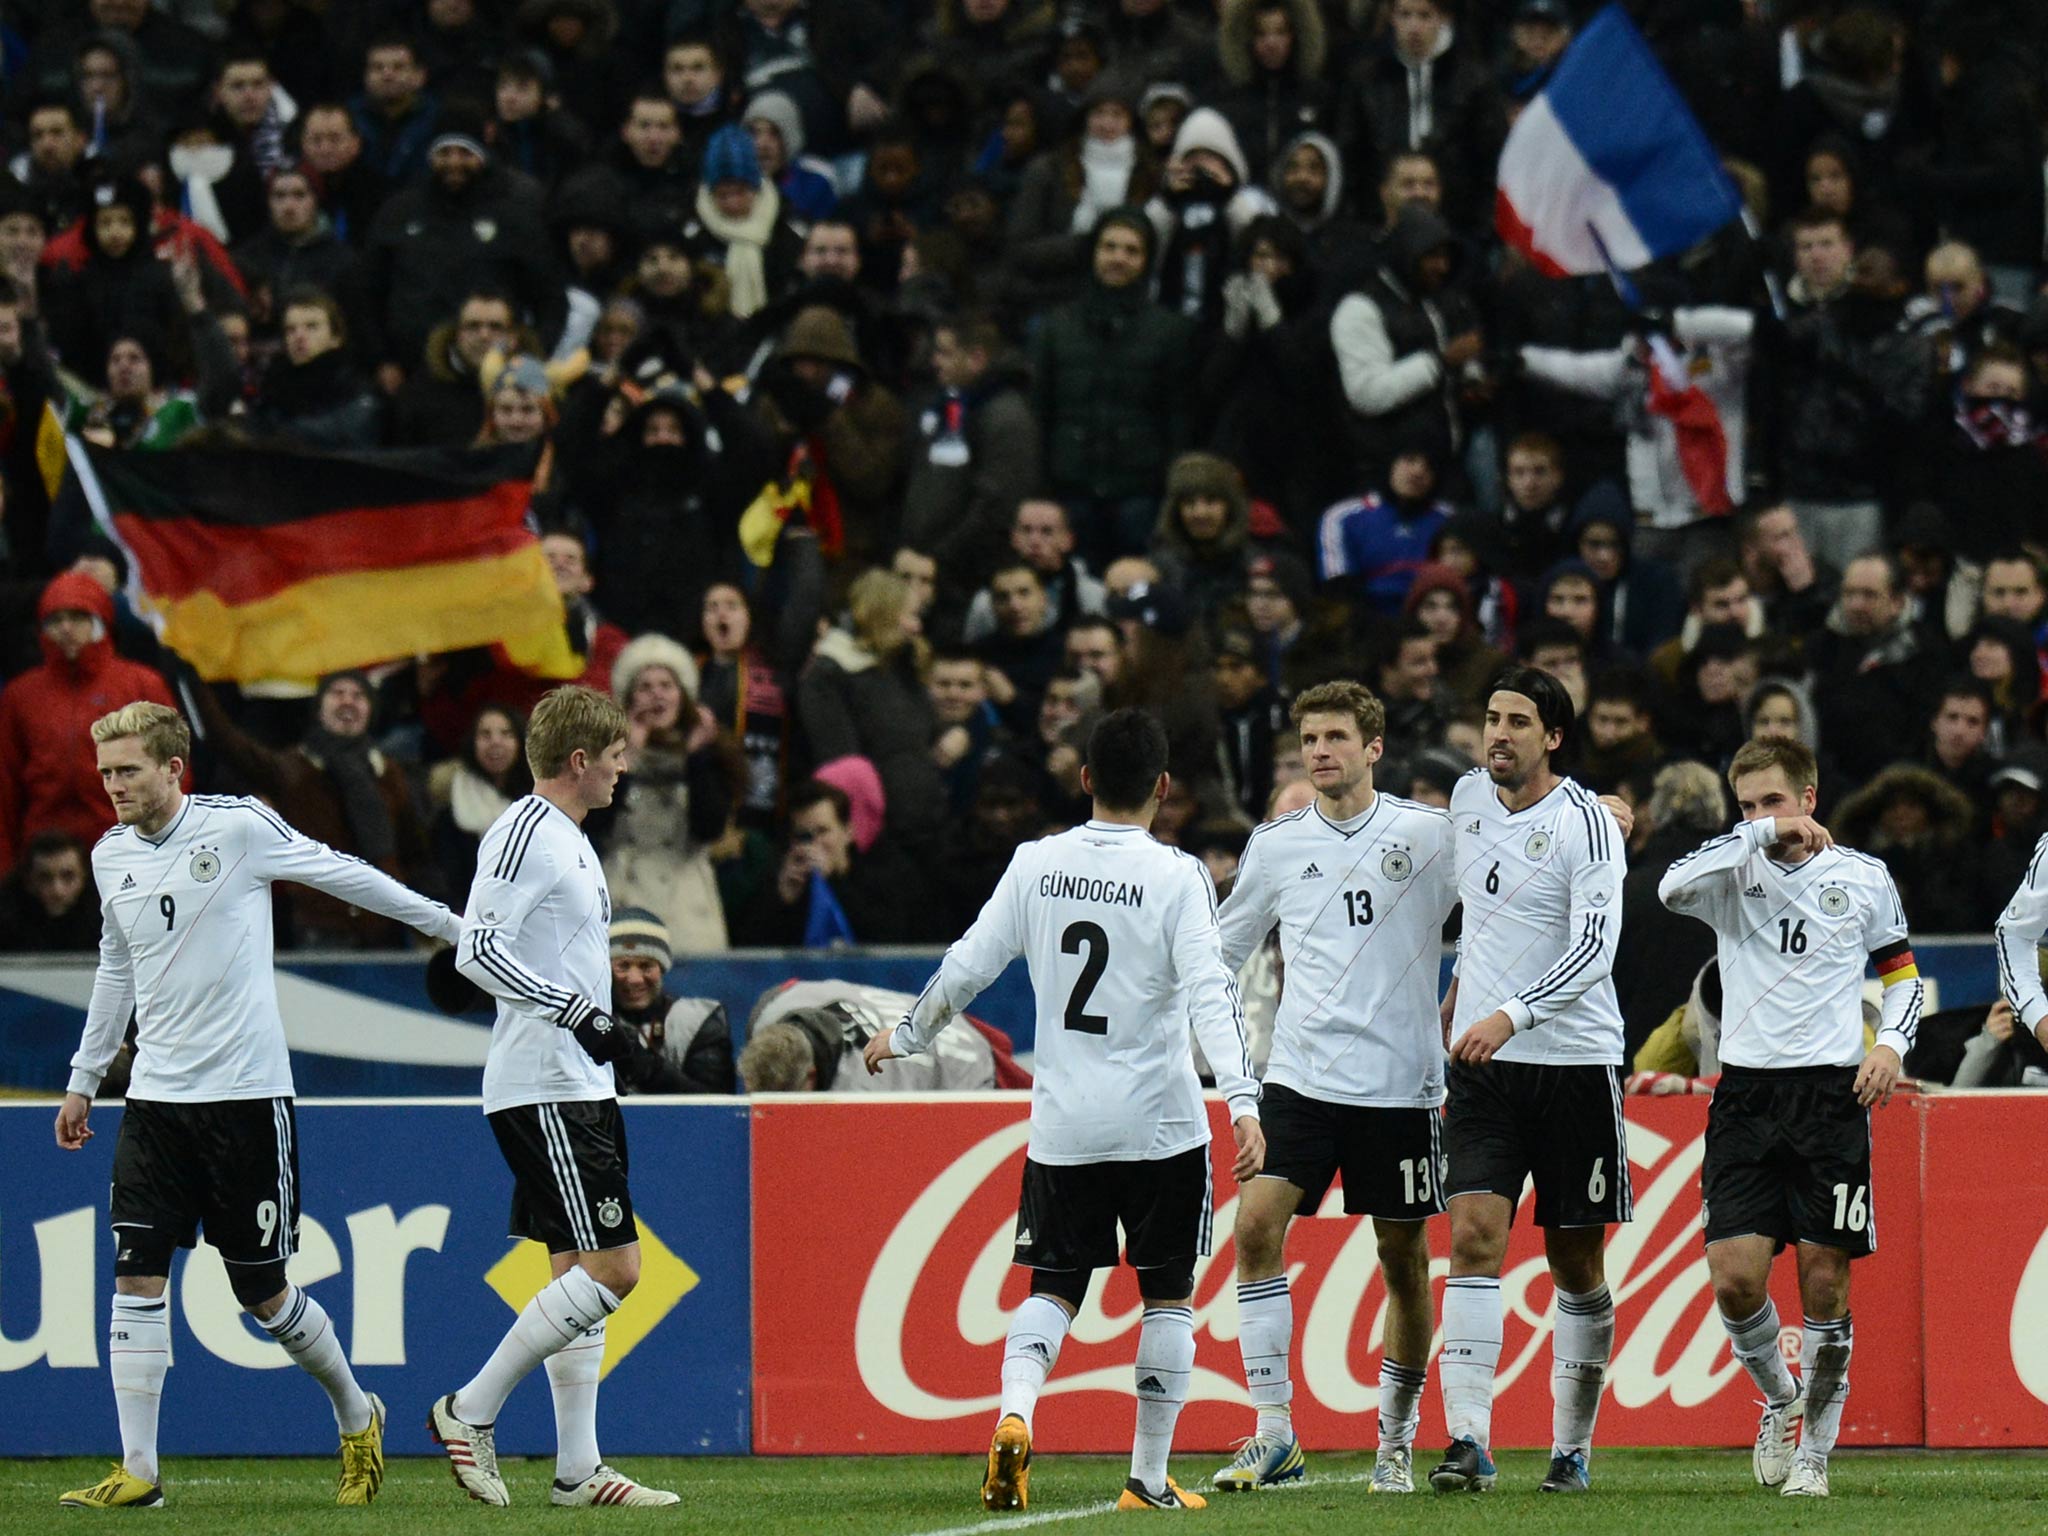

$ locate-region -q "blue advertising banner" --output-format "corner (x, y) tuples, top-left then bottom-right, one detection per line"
(0, 1100), (751, 1456)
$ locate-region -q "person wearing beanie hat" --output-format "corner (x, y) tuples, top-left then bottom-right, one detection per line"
(604, 906), (737, 1094)
(594, 634), (738, 954)
(742, 89), (838, 223)
(1314, 441), (1453, 618)
(1030, 206), (1196, 566)
(361, 95), (565, 379)
(1152, 452), (1252, 628)
(681, 121), (800, 320)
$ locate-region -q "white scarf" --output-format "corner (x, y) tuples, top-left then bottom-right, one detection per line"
(449, 765), (514, 836)
(1072, 135), (1137, 234)
(694, 180), (783, 318)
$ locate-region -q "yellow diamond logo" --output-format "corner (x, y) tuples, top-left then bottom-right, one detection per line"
(484, 1221), (697, 1378)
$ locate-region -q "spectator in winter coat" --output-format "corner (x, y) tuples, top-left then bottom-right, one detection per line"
(39, 172), (190, 384)
(742, 91), (838, 224)
(608, 908), (737, 1094)
(899, 314), (1041, 602)
(230, 164), (368, 344)
(0, 572), (181, 872)
(1832, 762), (1989, 930)
(1268, 131), (1371, 287)
(599, 93), (701, 236)
(1328, 203), (1481, 490)
(426, 703), (534, 900)
(1150, 451), (1253, 631)
(390, 290), (529, 446)
(1808, 553), (1949, 788)
(0, 828), (101, 952)
(246, 288), (383, 447)
(489, 49), (594, 194)
(1571, 481), (1685, 658)
(592, 635), (740, 953)
(586, 384), (771, 641)
(1401, 559), (1502, 703)
(699, 566), (823, 832)
(682, 123), (804, 322)
(973, 563), (1068, 736)
(1032, 207), (1195, 565)
(190, 671), (432, 944)
(1214, 0), (1334, 187)
(1004, 77), (1160, 315)
(798, 568), (946, 849)
(751, 305), (908, 568)
(351, 33), (441, 190)
(1738, 503), (1838, 644)
(1340, 0), (1504, 229)
(362, 109), (563, 374)
(1145, 108), (1276, 337)
(734, 777), (932, 945)
(1316, 443), (1453, 616)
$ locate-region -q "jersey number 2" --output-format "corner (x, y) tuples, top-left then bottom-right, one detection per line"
(1061, 921), (1110, 1035)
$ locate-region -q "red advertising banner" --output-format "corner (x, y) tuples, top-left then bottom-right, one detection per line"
(1920, 1093), (2048, 1447)
(750, 1093), (1926, 1453)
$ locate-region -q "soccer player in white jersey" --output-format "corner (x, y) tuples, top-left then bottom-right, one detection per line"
(54, 702), (464, 1510)
(1992, 835), (2048, 1059)
(429, 685), (679, 1510)
(863, 708), (1264, 1513)
(1660, 737), (1919, 1499)
(1436, 665), (1629, 1496)
(1209, 680), (1456, 1497)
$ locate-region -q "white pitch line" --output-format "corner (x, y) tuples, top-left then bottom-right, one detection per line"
(898, 1470), (1379, 1536)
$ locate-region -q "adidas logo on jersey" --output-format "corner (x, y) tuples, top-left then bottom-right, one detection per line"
(120, 874), (136, 890)
(1744, 883), (1765, 898)
(1300, 863), (1324, 880)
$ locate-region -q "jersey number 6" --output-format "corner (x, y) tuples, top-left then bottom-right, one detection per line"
(1061, 921), (1110, 1035)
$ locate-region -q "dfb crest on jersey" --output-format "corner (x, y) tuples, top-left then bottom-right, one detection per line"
(1382, 848), (1412, 881)
(1819, 886), (1850, 917)
(1523, 830), (1551, 860)
(597, 1198), (624, 1228)
(189, 847), (221, 883)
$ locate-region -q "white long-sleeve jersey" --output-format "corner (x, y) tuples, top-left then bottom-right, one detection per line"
(1994, 834), (2048, 1030)
(1658, 818), (1922, 1068)
(68, 794), (461, 1102)
(891, 820), (1258, 1165)
(457, 795), (616, 1113)
(1218, 794), (1456, 1107)
(1450, 769), (1625, 1065)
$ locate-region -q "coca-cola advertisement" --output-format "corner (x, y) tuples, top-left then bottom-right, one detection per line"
(1921, 1094), (2048, 1446)
(751, 1095), (1925, 1452)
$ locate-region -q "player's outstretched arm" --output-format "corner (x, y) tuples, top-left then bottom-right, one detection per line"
(258, 814), (464, 944)
(1993, 834), (2048, 1041)
(886, 849), (1029, 1066)
(1215, 833), (1277, 974)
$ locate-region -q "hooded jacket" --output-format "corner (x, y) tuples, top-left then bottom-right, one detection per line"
(1327, 204), (1476, 478)
(1215, 0), (1335, 184)
(1341, 17), (1503, 228)
(1150, 451), (1252, 625)
(1031, 209), (1196, 502)
(0, 573), (181, 869)
(1832, 763), (1988, 929)
(796, 627), (946, 848)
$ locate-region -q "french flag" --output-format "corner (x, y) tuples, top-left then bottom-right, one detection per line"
(1495, 4), (1741, 278)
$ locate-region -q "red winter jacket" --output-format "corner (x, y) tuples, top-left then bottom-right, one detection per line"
(0, 572), (181, 871)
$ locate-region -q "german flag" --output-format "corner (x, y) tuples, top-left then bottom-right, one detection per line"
(81, 442), (582, 683)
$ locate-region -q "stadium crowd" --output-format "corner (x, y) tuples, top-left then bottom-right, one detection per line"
(0, 0), (2046, 1085)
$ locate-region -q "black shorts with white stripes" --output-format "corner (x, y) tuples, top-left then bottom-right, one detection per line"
(487, 1098), (638, 1254)
(1703, 1064), (1875, 1258)
(110, 1096), (300, 1270)
(1444, 1058), (1632, 1227)
(1259, 1083), (1445, 1220)
(1013, 1146), (1212, 1273)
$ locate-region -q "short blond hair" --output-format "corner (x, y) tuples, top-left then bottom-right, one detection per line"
(1291, 679), (1385, 744)
(90, 701), (190, 766)
(526, 685), (628, 779)
(739, 1021), (816, 1091)
(1728, 736), (1818, 796)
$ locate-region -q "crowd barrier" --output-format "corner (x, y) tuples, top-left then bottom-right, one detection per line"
(2, 1088), (2043, 1456)
(0, 937), (2000, 1095)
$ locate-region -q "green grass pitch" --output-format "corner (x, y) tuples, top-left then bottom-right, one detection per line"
(3, 1451), (2043, 1535)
